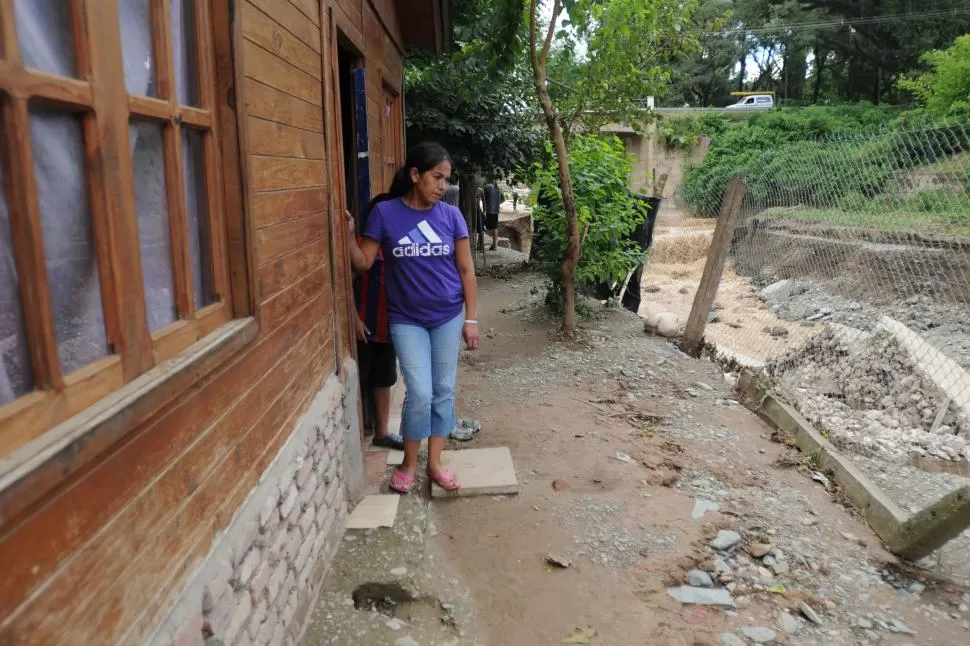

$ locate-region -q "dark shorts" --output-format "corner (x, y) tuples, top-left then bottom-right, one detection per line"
(357, 341), (397, 389)
(484, 211), (499, 230)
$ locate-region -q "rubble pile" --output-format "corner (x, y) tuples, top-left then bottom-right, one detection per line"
(768, 328), (970, 462)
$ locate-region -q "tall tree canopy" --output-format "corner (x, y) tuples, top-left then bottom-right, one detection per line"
(404, 0), (540, 188)
(658, 0), (970, 106)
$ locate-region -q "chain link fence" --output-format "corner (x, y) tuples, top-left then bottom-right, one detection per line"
(639, 118), (970, 568)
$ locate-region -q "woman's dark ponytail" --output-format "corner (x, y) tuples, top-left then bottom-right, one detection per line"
(387, 142), (452, 198)
(388, 167), (414, 198)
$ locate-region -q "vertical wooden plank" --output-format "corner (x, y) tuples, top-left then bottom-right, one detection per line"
(164, 124), (196, 316)
(1, 98), (62, 389)
(0, 0), (20, 65)
(193, 0), (214, 111)
(73, 0), (124, 362)
(82, 0), (153, 380)
(680, 179), (746, 358)
(320, 8), (343, 375)
(212, 0), (255, 318)
(69, 0), (91, 78)
(82, 109), (124, 356)
(327, 20), (361, 365)
(195, 0), (230, 313)
(152, 0), (174, 97)
(156, 0), (196, 317)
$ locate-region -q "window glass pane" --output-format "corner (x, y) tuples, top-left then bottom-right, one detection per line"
(130, 121), (177, 331)
(170, 0), (199, 106)
(120, 0), (157, 97)
(15, 0), (77, 78)
(0, 125), (34, 405)
(182, 128), (216, 308)
(29, 107), (110, 374)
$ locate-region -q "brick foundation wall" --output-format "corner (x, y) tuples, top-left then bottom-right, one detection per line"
(147, 371), (358, 646)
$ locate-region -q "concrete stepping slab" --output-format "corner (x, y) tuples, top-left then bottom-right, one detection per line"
(385, 438), (427, 466)
(345, 494), (400, 529)
(431, 447), (519, 499)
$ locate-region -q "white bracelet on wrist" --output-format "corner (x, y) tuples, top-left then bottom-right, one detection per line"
(464, 320), (478, 325)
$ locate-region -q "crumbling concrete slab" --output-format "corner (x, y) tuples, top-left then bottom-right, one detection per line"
(827, 322), (871, 355)
(757, 395), (907, 534)
(346, 495), (400, 530)
(877, 316), (970, 416)
(431, 447), (519, 499)
(894, 485), (970, 562)
(740, 369), (970, 561)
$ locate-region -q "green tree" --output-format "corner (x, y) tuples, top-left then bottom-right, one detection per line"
(659, 0), (970, 106)
(799, 0), (970, 104)
(665, 0), (742, 107)
(530, 136), (646, 300)
(526, 0), (699, 332)
(405, 0), (541, 240)
(899, 35), (970, 116)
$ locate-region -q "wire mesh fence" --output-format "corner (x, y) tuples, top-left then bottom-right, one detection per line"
(639, 118), (970, 568)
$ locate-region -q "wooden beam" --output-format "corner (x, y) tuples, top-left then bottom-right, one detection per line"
(83, 0), (153, 380)
(127, 95), (212, 128)
(680, 179), (746, 358)
(1, 98), (62, 389)
(156, 0), (195, 317)
(195, 0), (231, 313)
(0, 0), (21, 66)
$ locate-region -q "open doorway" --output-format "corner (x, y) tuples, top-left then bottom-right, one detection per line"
(338, 46), (363, 225)
(336, 41), (382, 443)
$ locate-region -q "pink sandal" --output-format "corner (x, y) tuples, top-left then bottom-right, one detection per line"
(389, 470), (416, 494)
(429, 468), (461, 491)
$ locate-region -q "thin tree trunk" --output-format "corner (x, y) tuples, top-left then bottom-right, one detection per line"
(812, 45), (826, 104)
(738, 42), (747, 92)
(529, 0), (579, 332)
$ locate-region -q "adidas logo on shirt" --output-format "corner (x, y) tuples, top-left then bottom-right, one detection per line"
(394, 220), (451, 257)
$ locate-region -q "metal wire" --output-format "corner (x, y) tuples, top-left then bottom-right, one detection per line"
(657, 120), (970, 465)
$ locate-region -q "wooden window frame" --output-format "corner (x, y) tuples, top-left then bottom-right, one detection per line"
(0, 0), (254, 523)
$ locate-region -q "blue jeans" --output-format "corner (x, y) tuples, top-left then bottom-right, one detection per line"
(390, 313), (464, 442)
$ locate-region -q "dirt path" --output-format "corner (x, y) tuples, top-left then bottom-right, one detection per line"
(437, 274), (969, 645)
(305, 273), (970, 646)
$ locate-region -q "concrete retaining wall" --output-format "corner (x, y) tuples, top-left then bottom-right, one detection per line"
(739, 371), (970, 562)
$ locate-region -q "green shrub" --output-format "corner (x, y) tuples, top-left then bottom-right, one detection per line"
(681, 106), (968, 217)
(530, 135), (647, 290)
(899, 35), (970, 117)
(656, 113), (730, 151)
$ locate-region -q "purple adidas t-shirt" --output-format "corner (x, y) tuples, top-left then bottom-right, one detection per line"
(363, 198), (469, 327)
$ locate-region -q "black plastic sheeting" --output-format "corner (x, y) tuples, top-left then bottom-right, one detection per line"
(590, 194), (661, 312)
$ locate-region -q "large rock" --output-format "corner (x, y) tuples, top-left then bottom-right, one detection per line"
(667, 586), (735, 607)
(761, 279), (806, 304)
(688, 570), (714, 588)
(710, 530), (742, 551)
(645, 312), (681, 338)
(742, 626), (778, 643)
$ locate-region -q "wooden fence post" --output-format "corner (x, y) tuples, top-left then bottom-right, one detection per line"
(680, 179), (746, 357)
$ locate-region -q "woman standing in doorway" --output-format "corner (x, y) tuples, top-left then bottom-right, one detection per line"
(346, 142), (479, 493)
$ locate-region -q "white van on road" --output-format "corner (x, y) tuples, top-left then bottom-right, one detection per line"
(726, 94), (775, 110)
